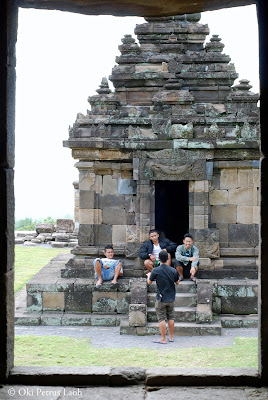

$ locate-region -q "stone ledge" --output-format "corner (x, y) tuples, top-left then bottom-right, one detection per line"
(7, 366), (260, 387)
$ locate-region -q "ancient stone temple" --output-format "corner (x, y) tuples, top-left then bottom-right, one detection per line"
(21, 13), (259, 333)
(64, 13), (260, 269)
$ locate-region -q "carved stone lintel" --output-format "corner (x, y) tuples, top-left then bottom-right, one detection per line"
(141, 159), (206, 181)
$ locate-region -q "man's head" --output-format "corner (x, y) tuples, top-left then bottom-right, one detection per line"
(159, 250), (168, 264)
(183, 233), (194, 250)
(149, 229), (159, 243)
(104, 245), (114, 259)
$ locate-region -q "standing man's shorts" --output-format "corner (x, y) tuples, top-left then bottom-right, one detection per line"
(93, 259), (121, 281)
(155, 300), (175, 322)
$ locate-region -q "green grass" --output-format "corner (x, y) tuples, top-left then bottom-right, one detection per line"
(14, 335), (258, 368)
(15, 246), (70, 293)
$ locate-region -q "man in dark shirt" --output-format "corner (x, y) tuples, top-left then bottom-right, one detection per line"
(147, 250), (179, 344)
(139, 229), (177, 272)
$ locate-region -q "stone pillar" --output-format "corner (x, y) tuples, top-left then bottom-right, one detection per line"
(196, 281), (213, 323)
(73, 181), (79, 232)
(129, 278), (147, 327)
(0, 0), (17, 381)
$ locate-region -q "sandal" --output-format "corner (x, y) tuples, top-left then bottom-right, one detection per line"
(179, 276), (184, 282)
(190, 277), (197, 284)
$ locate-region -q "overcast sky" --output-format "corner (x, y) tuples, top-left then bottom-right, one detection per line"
(15, 5), (259, 220)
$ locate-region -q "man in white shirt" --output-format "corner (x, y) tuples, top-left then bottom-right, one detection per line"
(93, 245), (123, 288)
(139, 229), (177, 272)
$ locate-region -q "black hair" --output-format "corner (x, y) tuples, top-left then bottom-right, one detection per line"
(104, 245), (114, 251)
(183, 233), (193, 240)
(149, 229), (159, 235)
(159, 250), (168, 263)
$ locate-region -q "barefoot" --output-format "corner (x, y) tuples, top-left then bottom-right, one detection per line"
(96, 279), (103, 286)
(111, 279), (117, 285)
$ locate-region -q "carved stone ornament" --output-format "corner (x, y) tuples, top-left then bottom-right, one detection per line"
(141, 159), (206, 180)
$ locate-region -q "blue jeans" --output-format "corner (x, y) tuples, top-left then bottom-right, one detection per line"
(93, 259), (120, 281)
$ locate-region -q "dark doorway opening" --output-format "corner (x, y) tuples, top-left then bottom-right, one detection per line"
(155, 180), (189, 245)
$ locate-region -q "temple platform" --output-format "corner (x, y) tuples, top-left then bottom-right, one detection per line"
(15, 253), (258, 335)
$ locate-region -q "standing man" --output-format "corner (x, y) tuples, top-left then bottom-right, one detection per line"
(139, 229), (177, 272)
(93, 245), (123, 288)
(175, 233), (199, 283)
(147, 250), (179, 344)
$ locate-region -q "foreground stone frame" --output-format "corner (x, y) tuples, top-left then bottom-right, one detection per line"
(1, 0), (267, 387)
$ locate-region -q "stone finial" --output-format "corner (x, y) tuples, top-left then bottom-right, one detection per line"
(96, 77), (111, 94)
(233, 79), (253, 91)
(118, 34), (140, 55)
(205, 35), (225, 53)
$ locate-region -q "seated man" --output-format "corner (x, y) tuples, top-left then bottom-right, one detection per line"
(175, 233), (199, 283)
(93, 245), (123, 288)
(139, 229), (177, 272)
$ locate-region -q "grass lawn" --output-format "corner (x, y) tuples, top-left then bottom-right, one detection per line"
(14, 335), (258, 368)
(15, 246), (70, 293)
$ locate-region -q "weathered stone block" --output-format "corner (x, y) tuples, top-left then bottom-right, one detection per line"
(65, 291), (92, 312)
(237, 206), (253, 224)
(42, 292), (65, 311)
(238, 169), (254, 188)
(97, 194), (125, 209)
(93, 224), (112, 245)
(112, 225), (127, 244)
(79, 209), (102, 224)
(197, 282), (213, 304)
(126, 225), (137, 242)
(210, 190), (228, 205)
(79, 191), (95, 209)
(211, 205), (237, 224)
(117, 292), (131, 313)
(102, 208), (127, 225)
(92, 292), (117, 313)
(36, 223), (55, 233)
(193, 215), (205, 229)
(194, 228), (220, 258)
(27, 292), (42, 312)
(129, 304), (147, 326)
(228, 224), (258, 246)
(220, 168), (238, 189)
(103, 175), (118, 195)
(118, 179), (137, 194)
(130, 279), (147, 304)
(221, 297), (258, 314)
(56, 219), (74, 232)
(196, 304), (213, 323)
(228, 188), (257, 206)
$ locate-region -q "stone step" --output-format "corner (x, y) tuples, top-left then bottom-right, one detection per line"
(219, 314), (258, 328)
(198, 269), (258, 279)
(148, 320), (222, 336)
(147, 293), (197, 308)
(147, 306), (196, 323)
(120, 318), (222, 336)
(15, 312), (125, 327)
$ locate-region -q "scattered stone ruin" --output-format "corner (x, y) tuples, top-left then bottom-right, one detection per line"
(15, 219), (78, 248)
(19, 13), (260, 334)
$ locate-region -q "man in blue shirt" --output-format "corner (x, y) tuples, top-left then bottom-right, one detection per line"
(147, 250), (179, 344)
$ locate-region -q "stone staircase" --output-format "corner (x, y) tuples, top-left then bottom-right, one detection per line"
(120, 280), (222, 336)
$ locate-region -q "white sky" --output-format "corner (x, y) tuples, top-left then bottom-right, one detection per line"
(15, 5), (259, 220)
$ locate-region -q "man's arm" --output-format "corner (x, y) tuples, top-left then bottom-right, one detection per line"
(139, 241), (151, 260)
(164, 238), (177, 254)
(175, 245), (191, 262)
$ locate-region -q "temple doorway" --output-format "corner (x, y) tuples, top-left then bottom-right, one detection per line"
(155, 180), (189, 246)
